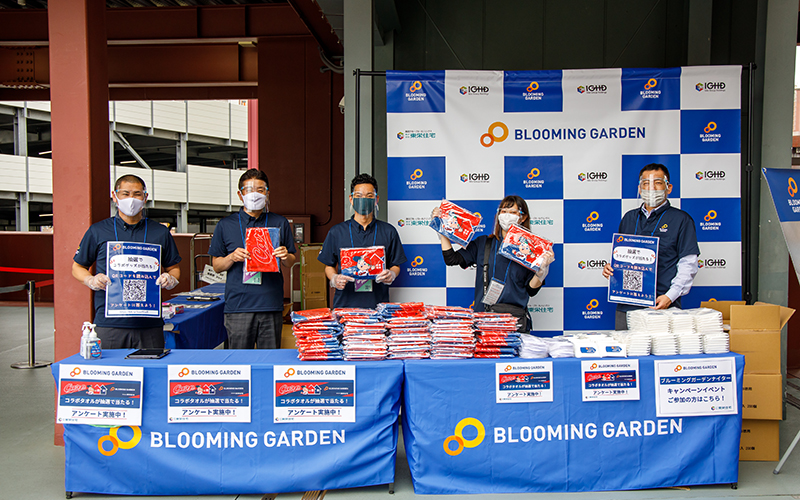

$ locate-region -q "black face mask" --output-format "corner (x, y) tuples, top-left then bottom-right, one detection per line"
(353, 197), (375, 216)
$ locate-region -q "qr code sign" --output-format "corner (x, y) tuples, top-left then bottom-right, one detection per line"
(622, 270), (643, 292)
(122, 279), (147, 302)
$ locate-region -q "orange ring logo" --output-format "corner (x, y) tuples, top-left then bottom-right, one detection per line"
(411, 256), (424, 267)
(97, 426), (142, 457)
(526, 82), (539, 92)
(178, 367), (190, 378)
(527, 168), (540, 179)
(586, 211), (599, 223)
(674, 365), (683, 373)
(644, 78), (658, 90)
(704, 122), (717, 133)
(504, 365), (512, 372)
(410, 81), (422, 92)
(410, 169), (423, 180)
(704, 210), (717, 221)
(70, 367), (82, 377)
(590, 363), (598, 370)
(284, 368), (295, 378)
(586, 299), (599, 310)
(112, 243), (122, 251)
(443, 418), (485, 456)
(789, 178), (798, 198)
(480, 121), (509, 148)
(617, 236), (624, 242)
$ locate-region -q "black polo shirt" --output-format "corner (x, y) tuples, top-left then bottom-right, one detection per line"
(318, 217), (407, 309)
(73, 216), (182, 328)
(209, 208), (296, 314)
(617, 200), (700, 311)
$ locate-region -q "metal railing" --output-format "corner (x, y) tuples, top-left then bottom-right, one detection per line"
(1, 280), (52, 369)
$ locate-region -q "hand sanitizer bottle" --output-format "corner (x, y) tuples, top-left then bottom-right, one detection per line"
(88, 323), (102, 359)
(80, 322), (92, 360)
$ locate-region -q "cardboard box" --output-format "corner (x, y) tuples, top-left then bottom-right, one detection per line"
(729, 330), (781, 374)
(281, 324), (296, 350)
(741, 373), (783, 419)
(301, 245), (328, 310)
(740, 419), (780, 461)
(700, 300), (745, 322)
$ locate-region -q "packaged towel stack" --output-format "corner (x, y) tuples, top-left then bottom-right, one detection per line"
(427, 306), (476, 359)
(334, 308), (388, 361)
(376, 302), (426, 319)
(290, 308), (344, 361)
(385, 316), (431, 359)
(473, 312), (520, 358)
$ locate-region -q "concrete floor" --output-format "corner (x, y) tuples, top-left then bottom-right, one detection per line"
(3, 304), (800, 500)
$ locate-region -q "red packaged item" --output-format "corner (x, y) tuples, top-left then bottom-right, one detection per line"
(245, 227), (280, 273)
(498, 224), (553, 272)
(339, 246), (386, 279)
(430, 200), (482, 247)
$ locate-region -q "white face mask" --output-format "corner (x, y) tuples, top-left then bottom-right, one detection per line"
(498, 213), (520, 231)
(116, 197), (145, 217)
(242, 192), (267, 211)
(640, 189), (667, 208)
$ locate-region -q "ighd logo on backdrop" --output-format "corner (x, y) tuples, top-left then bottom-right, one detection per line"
(387, 157), (445, 201)
(564, 199), (620, 244)
(578, 259), (607, 270)
(480, 122), (509, 148)
(680, 109), (740, 154)
(695, 170), (726, 181)
(460, 85), (490, 96)
(577, 171), (608, 183)
(577, 84), (608, 95)
(443, 417), (485, 456)
(386, 71), (445, 113)
(681, 198), (741, 242)
(695, 81), (726, 92)
(698, 257), (726, 269)
(504, 156), (563, 200)
(503, 70), (563, 112)
(460, 172), (491, 183)
(393, 244), (445, 288)
(621, 68), (680, 111)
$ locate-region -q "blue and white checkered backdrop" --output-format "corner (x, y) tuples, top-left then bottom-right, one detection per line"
(385, 67), (742, 335)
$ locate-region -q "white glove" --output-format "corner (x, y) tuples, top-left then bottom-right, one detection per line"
(330, 273), (354, 290)
(535, 251), (555, 281)
(83, 274), (111, 291)
(156, 273), (179, 290)
(375, 269), (398, 285)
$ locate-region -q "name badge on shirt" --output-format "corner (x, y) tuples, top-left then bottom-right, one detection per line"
(482, 278), (504, 306)
(243, 270), (262, 285)
(355, 279), (372, 292)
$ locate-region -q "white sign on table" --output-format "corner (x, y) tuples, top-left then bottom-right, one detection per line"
(167, 365), (251, 423)
(57, 364), (144, 426)
(581, 360), (640, 402)
(654, 357), (738, 417)
(495, 361), (554, 403)
(274, 365), (356, 423)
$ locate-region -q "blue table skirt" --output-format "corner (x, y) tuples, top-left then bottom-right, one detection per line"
(402, 353), (744, 494)
(54, 350), (403, 495)
(164, 282), (227, 349)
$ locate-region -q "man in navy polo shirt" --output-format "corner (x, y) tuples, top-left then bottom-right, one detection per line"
(602, 163), (700, 329)
(209, 169), (296, 349)
(319, 173), (407, 309)
(72, 174), (182, 349)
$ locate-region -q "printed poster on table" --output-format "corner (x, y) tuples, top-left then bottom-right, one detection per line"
(167, 365), (251, 423)
(105, 241), (162, 317)
(581, 360), (640, 402)
(495, 361), (554, 403)
(608, 233), (659, 306)
(56, 364), (143, 426)
(654, 357), (737, 417)
(274, 364), (356, 423)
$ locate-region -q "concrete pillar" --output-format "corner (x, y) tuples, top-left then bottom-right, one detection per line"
(176, 132), (189, 233)
(344, 0), (373, 211)
(14, 106), (29, 231)
(49, 0), (110, 445)
(686, 0), (712, 66)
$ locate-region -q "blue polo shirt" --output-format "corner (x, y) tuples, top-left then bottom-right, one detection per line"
(73, 216), (182, 329)
(617, 200), (700, 312)
(456, 235), (538, 312)
(209, 208), (296, 314)
(318, 217), (407, 309)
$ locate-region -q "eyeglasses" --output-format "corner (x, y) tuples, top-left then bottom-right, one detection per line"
(352, 192), (376, 199)
(115, 190), (146, 200)
(241, 186), (268, 195)
(639, 178), (669, 190)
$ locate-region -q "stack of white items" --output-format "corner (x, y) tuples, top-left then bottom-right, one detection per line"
(627, 309), (671, 334)
(385, 316), (431, 359)
(335, 308), (388, 361)
(689, 308), (729, 353)
(613, 331), (652, 357)
(651, 332), (678, 355)
(519, 334), (549, 358)
(427, 306), (476, 359)
(546, 336), (577, 358)
(667, 310), (703, 355)
(564, 332), (627, 358)
(473, 312), (520, 358)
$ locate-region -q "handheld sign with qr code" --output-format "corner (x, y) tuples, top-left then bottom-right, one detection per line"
(105, 241), (162, 317)
(608, 233), (659, 307)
